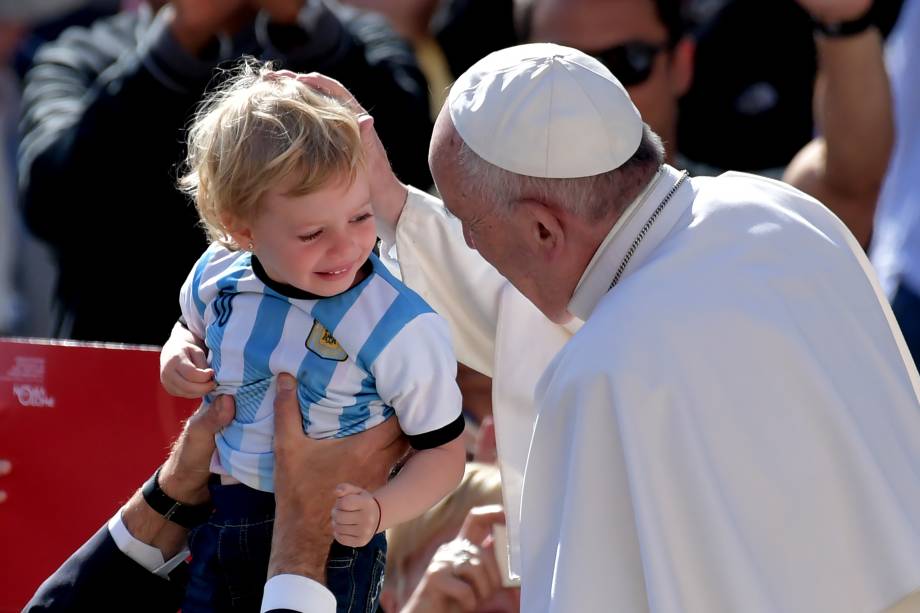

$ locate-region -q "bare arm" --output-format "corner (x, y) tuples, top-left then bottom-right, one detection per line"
(377, 437), (466, 530)
(784, 0), (893, 246)
(332, 437), (466, 547)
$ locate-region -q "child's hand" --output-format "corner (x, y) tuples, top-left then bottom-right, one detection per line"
(160, 325), (215, 398)
(331, 483), (381, 548)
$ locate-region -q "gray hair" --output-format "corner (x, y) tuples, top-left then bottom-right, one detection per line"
(455, 124), (665, 221)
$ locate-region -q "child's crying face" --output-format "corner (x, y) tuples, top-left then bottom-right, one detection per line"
(240, 167), (377, 297)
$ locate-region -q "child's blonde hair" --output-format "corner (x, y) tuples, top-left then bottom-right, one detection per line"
(180, 60), (364, 248)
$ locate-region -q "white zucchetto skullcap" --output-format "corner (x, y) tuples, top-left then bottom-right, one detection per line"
(448, 43), (644, 179)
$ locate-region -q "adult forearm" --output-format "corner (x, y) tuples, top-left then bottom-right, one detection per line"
(814, 26), (893, 197)
(373, 178), (410, 240)
(783, 20), (893, 244)
(119, 490), (190, 560)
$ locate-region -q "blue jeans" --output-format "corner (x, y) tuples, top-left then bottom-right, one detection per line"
(892, 281), (920, 371)
(182, 481), (387, 613)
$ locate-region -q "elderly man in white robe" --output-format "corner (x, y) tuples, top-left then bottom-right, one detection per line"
(209, 44), (920, 612)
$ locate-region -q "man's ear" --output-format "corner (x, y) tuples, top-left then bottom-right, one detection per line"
(517, 199), (566, 259)
(669, 36), (695, 97)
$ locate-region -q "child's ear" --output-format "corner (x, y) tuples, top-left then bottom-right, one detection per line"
(222, 215), (253, 250)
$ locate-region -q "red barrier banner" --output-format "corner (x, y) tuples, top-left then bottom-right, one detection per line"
(0, 338), (198, 611)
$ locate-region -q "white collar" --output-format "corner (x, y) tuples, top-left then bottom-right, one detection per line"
(568, 164), (691, 321)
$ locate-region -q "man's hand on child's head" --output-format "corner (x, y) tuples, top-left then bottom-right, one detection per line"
(266, 68), (407, 226)
(332, 483), (381, 547)
(294, 71), (408, 229)
(160, 323), (215, 398)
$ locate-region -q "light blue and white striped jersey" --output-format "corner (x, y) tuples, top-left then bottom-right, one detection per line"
(179, 243), (464, 492)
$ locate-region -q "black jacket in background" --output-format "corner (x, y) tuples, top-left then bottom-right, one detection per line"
(18, 5), (433, 345)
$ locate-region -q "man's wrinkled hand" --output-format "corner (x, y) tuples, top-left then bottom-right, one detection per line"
(159, 395), (235, 505)
(269, 372), (408, 580)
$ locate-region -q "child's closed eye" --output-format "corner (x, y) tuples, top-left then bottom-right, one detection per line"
(298, 230), (322, 242)
(351, 212), (374, 223)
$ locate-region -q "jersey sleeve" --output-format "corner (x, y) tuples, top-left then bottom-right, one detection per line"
(371, 312), (464, 450)
(178, 244), (221, 339)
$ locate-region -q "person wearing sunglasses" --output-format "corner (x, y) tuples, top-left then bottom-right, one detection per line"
(429, 0), (891, 248)
(526, 0), (693, 173)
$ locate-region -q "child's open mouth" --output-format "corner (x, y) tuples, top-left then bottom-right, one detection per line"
(316, 263), (353, 278)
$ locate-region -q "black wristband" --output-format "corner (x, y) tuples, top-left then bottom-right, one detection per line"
(812, 8), (875, 37)
(141, 466), (212, 529)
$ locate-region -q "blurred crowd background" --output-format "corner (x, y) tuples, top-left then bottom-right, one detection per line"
(1, 0), (917, 610)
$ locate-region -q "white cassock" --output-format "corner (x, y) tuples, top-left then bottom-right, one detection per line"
(381, 164), (920, 612)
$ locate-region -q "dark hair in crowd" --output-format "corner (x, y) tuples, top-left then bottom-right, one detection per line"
(515, 0), (687, 47)
(655, 0), (687, 46)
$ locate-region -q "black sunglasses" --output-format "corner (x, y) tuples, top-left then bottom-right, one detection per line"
(591, 41), (666, 87)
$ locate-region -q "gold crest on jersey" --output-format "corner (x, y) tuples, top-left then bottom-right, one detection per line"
(306, 321), (348, 361)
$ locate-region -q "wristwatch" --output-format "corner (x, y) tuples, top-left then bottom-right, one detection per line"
(141, 466), (213, 529)
(812, 8), (875, 37)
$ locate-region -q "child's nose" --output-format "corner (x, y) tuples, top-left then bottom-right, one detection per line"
(327, 230), (357, 257)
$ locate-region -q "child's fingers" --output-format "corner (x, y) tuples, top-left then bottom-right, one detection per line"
(335, 494), (371, 514)
(177, 361), (214, 384)
(332, 518), (365, 536)
(187, 345), (211, 370)
(331, 506), (365, 527)
(164, 383), (205, 399)
(334, 533), (366, 548)
(177, 379), (217, 397)
(332, 514), (372, 548)
(334, 482), (365, 499)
